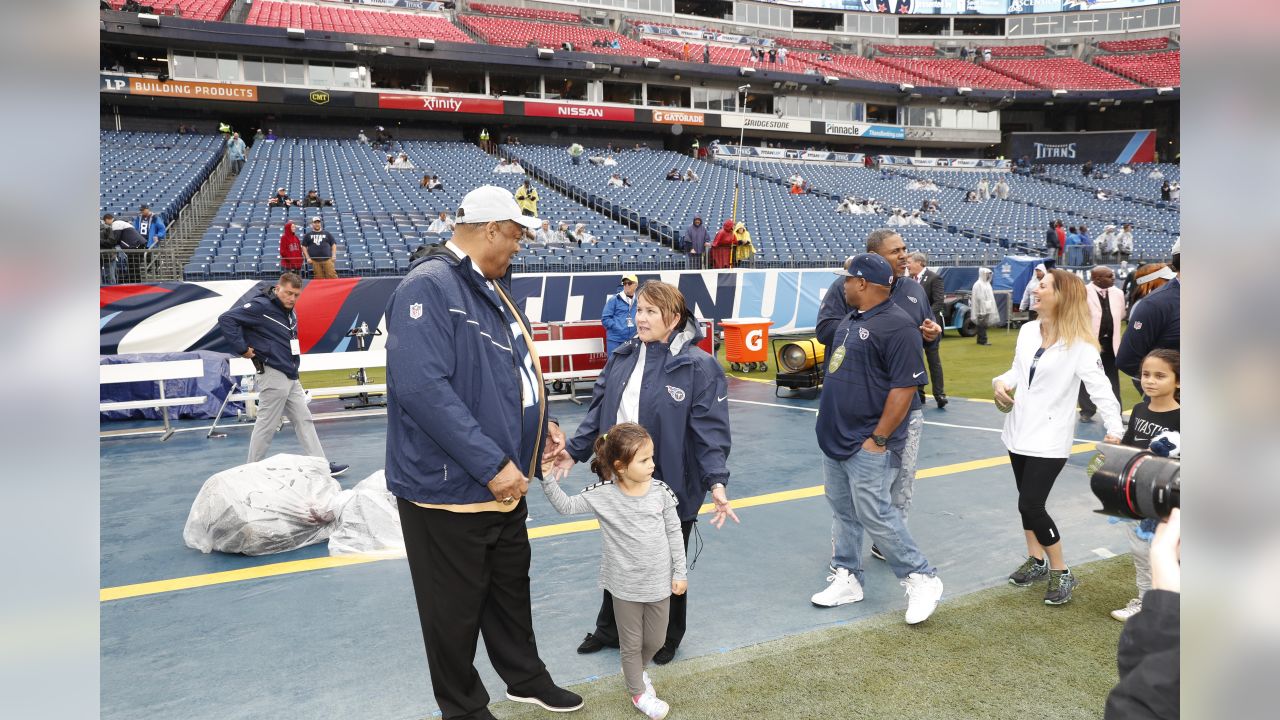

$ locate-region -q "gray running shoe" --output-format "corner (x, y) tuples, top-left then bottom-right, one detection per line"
(1044, 570), (1078, 605)
(1008, 556), (1049, 586)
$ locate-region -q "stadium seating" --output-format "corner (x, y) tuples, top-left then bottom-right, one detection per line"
(468, 2), (580, 23)
(1097, 37), (1169, 53)
(107, 0), (234, 22)
(986, 58), (1139, 90)
(1094, 51), (1180, 88)
(876, 58), (1036, 90)
(643, 39), (812, 72)
(100, 130), (225, 225)
(461, 16), (659, 56)
(875, 45), (937, 57)
(1039, 163), (1181, 205)
(772, 37), (832, 51)
(794, 52), (925, 85)
(987, 45), (1046, 58)
(246, 2), (474, 43)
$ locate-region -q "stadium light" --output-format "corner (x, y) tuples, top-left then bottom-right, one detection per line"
(138, 13), (161, 27)
(899, 82), (914, 92)
(823, 75), (839, 85)
(956, 86), (972, 95)
(417, 38), (435, 51)
(537, 47), (554, 60)
(643, 57), (661, 68)
(1051, 89), (1067, 96)
(286, 27), (305, 40)
(732, 85), (751, 224)
(1156, 86), (1173, 94)
(739, 67), (755, 77)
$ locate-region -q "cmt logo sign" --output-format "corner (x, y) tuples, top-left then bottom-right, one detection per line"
(309, 90), (330, 105)
(1033, 142), (1078, 160)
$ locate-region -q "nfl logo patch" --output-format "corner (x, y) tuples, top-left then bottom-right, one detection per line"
(908, 296), (918, 303)
(666, 385), (686, 402)
(858, 327), (870, 340)
(409, 302), (423, 319)
(1132, 321), (1142, 330)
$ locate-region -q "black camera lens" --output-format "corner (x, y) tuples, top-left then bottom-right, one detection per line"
(1088, 443), (1180, 521)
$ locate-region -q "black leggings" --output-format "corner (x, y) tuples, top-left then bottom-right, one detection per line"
(1009, 452), (1069, 548)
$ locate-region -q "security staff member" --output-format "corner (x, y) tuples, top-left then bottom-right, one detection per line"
(216, 272), (347, 476)
(810, 253), (943, 625)
(600, 274), (638, 353)
(515, 179), (539, 217)
(384, 186), (582, 719)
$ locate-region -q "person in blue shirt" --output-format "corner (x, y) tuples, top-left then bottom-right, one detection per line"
(601, 274), (639, 353)
(809, 253), (944, 625)
(1117, 240), (1180, 386)
(131, 205), (166, 249)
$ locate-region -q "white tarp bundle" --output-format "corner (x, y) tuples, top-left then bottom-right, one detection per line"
(183, 454), (341, 556)
(327, 471), (404, 557)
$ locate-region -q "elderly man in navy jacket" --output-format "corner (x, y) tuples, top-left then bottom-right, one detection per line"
(217, 272), (347, 477)
(817, 229), (940, 562)
(385, 186), (582, 720)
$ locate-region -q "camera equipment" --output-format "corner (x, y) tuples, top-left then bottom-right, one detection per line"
(342, 322), (386, 410)
(1088, 443), (1180, 520)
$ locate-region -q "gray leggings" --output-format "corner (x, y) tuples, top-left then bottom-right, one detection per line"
(613, 595), (670, 697)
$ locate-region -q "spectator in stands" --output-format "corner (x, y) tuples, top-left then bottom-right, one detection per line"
(534, 219), (556, 245)
(887, 209), (908, 227)
(554, 221), (573, 245)
(1082, 161), (1094, 178)
(750, 46), (760, 62)
(1055, 221), (1067, 263)
(777, 46), (788, 64)
(959, 46), (969, 61)
(1077, 265), (1125, 422)
(1169, 182), (1180, 201)
(1118, 165), (1134, 175)
(609, 38), (620, 50)
(573, 223), (598, 245)
(711, 219), (736, 269)
(995, 177), (1011, 200)
(132, 204), (166, 249)
(568, 143), (584, 166)
(427, 212), (456, 235)
(767, 47), (777, 63)
(515, 179), (538, 217)
(226, 132), (246, 175)
(683, 216), (708, 269)
(982, 47), (992, 62)
(217, 273), (348, 476)
(964, 190), (980, 203)
(427, 175), (444, 191)
(265, 129), (278, 142)
(971, 267), (998, 346)
(279, 221), (304, 273)
(683, 168), (699, 182)
(302, 190), (334, 208)
(839, 197), (861, 215)
(682, 42), (691, 61)
(906, 210), (928, 226)
(666, 168), (681, 181)
(302, 216), (339, 279)
(733, 223), (754, 264)
(703, 44), (710, 63)
(1016, 156), (1031, 175)
(1077, 225), (1092, 264)
(600, 274), (639, 353)
(1020, 264), (1047, 320)
(1097, 224), (1119, 259)
(358, 129), (369, 145)
(1147, 167), (1164, 180)
(607, 174), (626, 188)
(1118, 223), (1134, 259)
(375, 126), (392, 150)
(390, 152), (416, 170)
(1065, 226), (1082, 264)
(920, 198), (940, 213)
(1160, 181), (1172, 201)
(1117, 240), (1180, 385)
(253, 128), (265, 143)
(977, 177), (991, 201)
(100, 214), (125, 285)
(268, 187), (296, 208)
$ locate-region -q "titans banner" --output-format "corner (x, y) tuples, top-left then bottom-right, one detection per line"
(1007, 130), (1158, 165)
(99, 269), (851, 355)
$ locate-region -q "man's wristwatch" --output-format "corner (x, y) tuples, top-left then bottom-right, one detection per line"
(871, 434), (889, 448)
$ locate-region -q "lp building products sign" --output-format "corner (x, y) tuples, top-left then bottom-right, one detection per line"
(129, 78), (258, 102)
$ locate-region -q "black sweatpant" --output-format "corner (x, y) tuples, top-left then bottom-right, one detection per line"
(1008, 453), (1069, 548)
(592, 519), (693, 648)
(397, 498), (553, 720)
(1078, 344), (1121, 416)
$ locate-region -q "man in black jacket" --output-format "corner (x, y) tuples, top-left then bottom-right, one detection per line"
(217, 273), (347, 476)
(907, 252), (947, 408)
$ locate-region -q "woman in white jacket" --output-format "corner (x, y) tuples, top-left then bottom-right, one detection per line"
(993, 269), (1123, 606)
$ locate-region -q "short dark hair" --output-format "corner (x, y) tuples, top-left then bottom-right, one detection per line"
(865, 228), (901, 254)
(278, 272), (302, 288)
(102, 213), (114, 222)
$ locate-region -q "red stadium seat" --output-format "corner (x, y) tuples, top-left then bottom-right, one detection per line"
(875, 44), (938, 57)
(985, 58), (1139, 90)
(646, 39), (815, 73)
(772, 37), (832, 52)
(245, 1), (474, 43)
(109, 0), (234, 22)
(795, 53), (926, 85)
(460, 16), (670, 56)
(987, 45), (1046, 58)
(1097, 37), (1169, 53)
(469, 3), (580, 24)
(1093, 51), (1180, 88)
(876, 58), (1036, 90)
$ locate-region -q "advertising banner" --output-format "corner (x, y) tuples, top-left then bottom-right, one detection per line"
(1007, 129), (1156, 164)
(283, 88), (357, 108)
(721, 115), (812, 133)
(377, 94), (504, 114)
(129, 78), (258, 102)
(101, 74), (130, 93)
(714, 145), (864, 164)
(524, 102), (636, 122)
(824, 122), (908, 140)
(652, 109), (706, 126)
(877, 155), (1011, 168)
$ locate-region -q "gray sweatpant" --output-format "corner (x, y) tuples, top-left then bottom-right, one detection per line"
(247, 366), (325, 463)
(613, 595), (670, 697)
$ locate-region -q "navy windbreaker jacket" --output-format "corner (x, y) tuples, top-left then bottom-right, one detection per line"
(217, 284), (300, 379)
(817, 275), (938, 350)
(384, 246), (549, 505)
(566, 313), (731, 521)
(600, 289), (638, 353)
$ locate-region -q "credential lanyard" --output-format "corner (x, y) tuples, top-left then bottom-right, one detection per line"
(493, 282), (546, 478)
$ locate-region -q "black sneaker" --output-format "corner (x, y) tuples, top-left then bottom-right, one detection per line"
(1044, 569), (1077, 605)
(870, 544), (886, 561)
(328, 462), (349, 477)
(1079, 412), (1095, 423)
(575, 633), (615, 654)
(934, 394), (949, 409)
(1008, 556), (1048, 586)
(652, 641), (677, 665)
(506, 685), (583, 713)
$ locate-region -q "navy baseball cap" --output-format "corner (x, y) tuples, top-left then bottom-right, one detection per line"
(835, 253), (894, 286)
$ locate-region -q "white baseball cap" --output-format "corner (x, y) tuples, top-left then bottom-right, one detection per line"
(455, 186), (541, 230)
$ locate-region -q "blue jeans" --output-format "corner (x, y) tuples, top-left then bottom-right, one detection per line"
(890, 409), (923, 522)
(824, 450), (934, 585)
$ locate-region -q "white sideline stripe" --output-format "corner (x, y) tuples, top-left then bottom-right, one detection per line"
(1092, 547), (1117, 559)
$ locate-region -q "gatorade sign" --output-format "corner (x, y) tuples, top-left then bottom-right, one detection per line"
(746, 328), (765, 352)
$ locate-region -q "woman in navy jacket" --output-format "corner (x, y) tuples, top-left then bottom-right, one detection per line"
(548, 280), (736, 665)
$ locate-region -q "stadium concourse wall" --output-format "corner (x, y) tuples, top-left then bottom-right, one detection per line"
(99, 268), (855, 356)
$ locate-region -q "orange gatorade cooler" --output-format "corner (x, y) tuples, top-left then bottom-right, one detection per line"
(721, 318), (772, 372)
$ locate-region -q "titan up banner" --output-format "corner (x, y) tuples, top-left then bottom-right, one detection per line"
(1007, 130), (1157, 165)
(99, 269), (846, 355)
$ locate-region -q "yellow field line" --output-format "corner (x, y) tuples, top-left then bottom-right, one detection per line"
(100, 443), (1096, 603)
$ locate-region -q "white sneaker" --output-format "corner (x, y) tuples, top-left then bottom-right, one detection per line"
(902, 572), (943, 624)
(1111, 598), (1142, 621)
(810, 567), (864, 607)
(642, 671), (654, 696)
(632, 689), (670, 720)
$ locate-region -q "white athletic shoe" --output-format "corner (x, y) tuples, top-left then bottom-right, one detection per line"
(1111, 598), (1143, 621)
(810, 567), (864, 607)
(902, 572), (943, 624)
(642, 671), (654, 696)
(632, 689), (670, 720)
